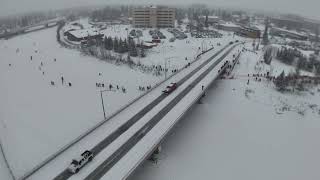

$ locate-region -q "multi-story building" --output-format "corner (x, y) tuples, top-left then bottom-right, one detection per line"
(199, 16), (220, 25)
(132, 6), (175, 28)
(216, 22), (241, 32)
(237, 26), (261, 39)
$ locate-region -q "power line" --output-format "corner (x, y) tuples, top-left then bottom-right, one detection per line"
(0, 136), (16, 180)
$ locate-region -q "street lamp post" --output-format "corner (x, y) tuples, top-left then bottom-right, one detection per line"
(165, 59), (168, 79)
(99, 89), (115, 120)
(125, 28), (129, 38)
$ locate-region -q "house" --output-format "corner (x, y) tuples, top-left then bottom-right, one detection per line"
(64, 29), (103, 42)
(216, 22), (241, 32)
(270, 27), (308, 41)
(199, 16), (220, 25)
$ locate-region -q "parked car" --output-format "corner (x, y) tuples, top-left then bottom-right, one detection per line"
(169, 37), (176, 42)
(68, 150), (94, 174)
(152, 34), (159, 39)
(152, 39), (161, 43)
(162, 83), (177, 94)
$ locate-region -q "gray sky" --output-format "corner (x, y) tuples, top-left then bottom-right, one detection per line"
(1, 0), (320, 20)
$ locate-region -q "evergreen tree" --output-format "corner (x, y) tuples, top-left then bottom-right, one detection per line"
(275, 71), (288, 91)
(140, 47), (146, 58)
(205, 14), (209, 28)
(262, 18), (269, 45)
(297, 56), (307, 71)
(118, 38), (124, 53)
(123, 39), (128, 52)
(128, 39), (138, 57)
(108, 37), (114, 50)
(263, 48), (272, 65)
(315, 25), (319, 43)
(113, 37), (119, 52)
(104, 37), (109, 50)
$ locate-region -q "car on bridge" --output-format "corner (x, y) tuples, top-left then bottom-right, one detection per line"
(162, 83), (177, 94)
(68, 150), (94, 174)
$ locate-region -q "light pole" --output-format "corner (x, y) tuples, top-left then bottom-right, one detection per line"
(125, 28), (129, 38)
(165, 59), (169, 79)
(99, 89), (115, 120)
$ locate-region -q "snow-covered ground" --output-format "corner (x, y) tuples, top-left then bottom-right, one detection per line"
(0, 23), (242, 179)
(130, 44), (320, 180)
(0, 152), (12, 180)
(0, 26), (162, 179)
(1, 18), (319, 180)
(63, 18), (240, 70)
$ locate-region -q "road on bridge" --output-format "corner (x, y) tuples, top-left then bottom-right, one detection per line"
(53, 43), (239, 180)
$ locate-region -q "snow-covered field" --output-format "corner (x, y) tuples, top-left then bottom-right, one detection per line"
(130, 44), (320, 180)
(0, 26), (163, 179)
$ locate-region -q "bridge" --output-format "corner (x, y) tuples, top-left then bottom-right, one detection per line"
(0, 18), (64, 39)
(25, 42), (244, 180)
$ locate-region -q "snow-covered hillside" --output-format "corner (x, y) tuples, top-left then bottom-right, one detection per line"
(130, 44), (320, 180)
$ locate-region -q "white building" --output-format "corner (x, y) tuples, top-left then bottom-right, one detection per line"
(131, 6), (175, 28)
(199, 16), (220, 25)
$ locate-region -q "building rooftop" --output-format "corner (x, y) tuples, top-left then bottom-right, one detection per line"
(242, 26), (261, 31)
(67, 28), (100, 39)
(200, 15), (219, 19)
(219, 22), (240, 28)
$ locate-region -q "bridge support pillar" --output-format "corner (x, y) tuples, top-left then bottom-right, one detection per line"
(154, 145), (162, 154)
(198, 92), (206, 104)
(148, 145), (162, 163)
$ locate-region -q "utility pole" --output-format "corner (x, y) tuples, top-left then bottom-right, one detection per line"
(164, 59), (169, 80)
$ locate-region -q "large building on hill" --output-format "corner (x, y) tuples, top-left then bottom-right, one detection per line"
(131, 6), (175, 28)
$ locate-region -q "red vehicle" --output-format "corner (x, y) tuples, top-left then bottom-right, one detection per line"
(152, 39), (161, 43)
(162, 83), (177, 94)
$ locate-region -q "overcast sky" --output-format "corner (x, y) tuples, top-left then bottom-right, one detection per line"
(1, 0), (320, 20)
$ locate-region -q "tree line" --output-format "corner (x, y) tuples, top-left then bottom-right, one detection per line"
(276, 47), (320, 75)
(102, 36), (145, 57)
